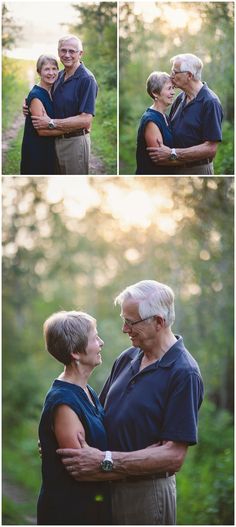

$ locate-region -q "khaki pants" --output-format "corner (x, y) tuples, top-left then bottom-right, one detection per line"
(111, 475), (176, 525)
(172, 162), (214, 175)
(55, 134), (90, 175)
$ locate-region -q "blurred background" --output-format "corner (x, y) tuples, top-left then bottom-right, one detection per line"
(119, 2), (234, 175)
(2, 175), (234, 524)
(2, 1), (117, 175)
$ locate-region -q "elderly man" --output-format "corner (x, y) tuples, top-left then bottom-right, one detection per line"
(57, 280), (204, 525)
(31, 35), (98, 175)
(147, 53), (223, 174)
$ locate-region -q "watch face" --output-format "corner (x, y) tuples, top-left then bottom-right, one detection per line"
(48, 123), (54, 129)
(101, 460), (113, 472)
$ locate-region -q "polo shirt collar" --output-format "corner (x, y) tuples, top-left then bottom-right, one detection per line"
(182, 82), (207, 107)
(158, 335), (184, 368)
(61, 62), (84, 83)
(130, 335), (184, 373)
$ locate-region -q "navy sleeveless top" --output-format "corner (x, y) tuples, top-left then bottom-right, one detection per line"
(37, 380), (112, 525)
(20, 85), (56, 175)
(136, 107), (174, 174)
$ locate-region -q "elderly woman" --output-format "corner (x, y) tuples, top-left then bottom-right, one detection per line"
(136, 71), (175, 174)
(37, 311), (112, 525)
(20, 55), (61, 175)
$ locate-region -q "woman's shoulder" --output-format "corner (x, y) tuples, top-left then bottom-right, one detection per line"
(27, 85), (49, 105)
(140, 107), (166, 125)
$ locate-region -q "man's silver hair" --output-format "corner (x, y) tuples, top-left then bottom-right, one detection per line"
(114, 280), (175, 327)
(58, 34), (83, 52)
(171, 53), (203, 80)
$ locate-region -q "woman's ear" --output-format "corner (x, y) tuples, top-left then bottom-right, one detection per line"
(152, 92), (158, 100)
(70, 351), (80, 361)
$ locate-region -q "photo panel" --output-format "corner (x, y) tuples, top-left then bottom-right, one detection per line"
(2, 1), (117, 176)
(119, 1), (234, 176)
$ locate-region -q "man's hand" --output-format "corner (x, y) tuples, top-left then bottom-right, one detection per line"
(147, 145), (172, 164)
(31, 111), (50, 130)
(22, 98), (29, 117)
(38, 439), (42, 457)
(57, 434), (103, 480)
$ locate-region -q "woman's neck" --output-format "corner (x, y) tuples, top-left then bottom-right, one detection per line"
(38, 80), (52, 93)
(152, 100), (168, 114)
(58, 362), (91, 389)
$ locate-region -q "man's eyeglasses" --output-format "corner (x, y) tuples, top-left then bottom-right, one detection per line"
(171, 70), (189, 76)
(60, 49), (80, 55)
(120, 315), (155, 328)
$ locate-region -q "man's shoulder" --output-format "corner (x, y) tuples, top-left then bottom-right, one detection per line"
(163, 337), (202, 376)
(75, 62), (97, 82)
(116, 346), (140, 362)
(175, 340), (202, 377)
(200, 83), (222, 105)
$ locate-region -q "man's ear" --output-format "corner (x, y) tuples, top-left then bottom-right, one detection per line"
(154, 316), (165, 330)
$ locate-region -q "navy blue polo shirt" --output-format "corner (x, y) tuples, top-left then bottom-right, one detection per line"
(100, 336), (204, 451)
(52, 62), (98, 119)
(170, 83), (223, 148)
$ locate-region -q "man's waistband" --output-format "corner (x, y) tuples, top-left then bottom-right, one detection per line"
(58, 129), (89, 139)
(115, 472), (175, 483)
(179, 158), (213, 168)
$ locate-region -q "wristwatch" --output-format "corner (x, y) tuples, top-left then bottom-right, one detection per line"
(48, 119), (56, 129)
(170, 148), (178, 161)
(100, 451), (113, 472)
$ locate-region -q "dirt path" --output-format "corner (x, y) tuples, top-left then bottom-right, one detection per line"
(2, 112), (108, 175)
(3, 474), (37, 524)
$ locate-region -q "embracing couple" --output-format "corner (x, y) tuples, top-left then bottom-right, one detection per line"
(37, 280), (204, 525)
(20, 35), (97, 175)
(136, 53), (223, 175)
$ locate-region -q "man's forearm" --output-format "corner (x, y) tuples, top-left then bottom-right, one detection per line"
(175, 141), (218, 162)
(54, 113), (92, 132)
(112, 442), (187, 476)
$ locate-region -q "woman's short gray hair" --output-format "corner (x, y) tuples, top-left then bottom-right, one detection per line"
(146, 71), (171, 99)
(36, 55), (59, 74)
(170, 53), (203, 80)
(43, 310), (96, 365)
(58, 34), (83, 51)
(114, 280), (175, 327)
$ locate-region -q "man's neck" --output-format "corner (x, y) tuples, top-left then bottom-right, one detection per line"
(64, 61), (81, 80)
(185, 80), (203, 101)
(142, 329), (177, 362)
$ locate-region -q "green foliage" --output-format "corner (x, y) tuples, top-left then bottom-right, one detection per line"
(92, 87), (117, 174)
(214, 121), (234, 175)
(2, 3), (22, 49)
(2, 496), (27, 525)
(2, 56), (34, 132)
(177, 400), (234, 525)
(71, 2), (117, 173)
(119, 2), (234, 175)
(3, 126), (23, 175)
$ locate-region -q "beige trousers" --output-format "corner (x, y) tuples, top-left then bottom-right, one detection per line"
(172, 162), (214, 175)
(55, 134), (90, 175)
(111, 475), (176, 525)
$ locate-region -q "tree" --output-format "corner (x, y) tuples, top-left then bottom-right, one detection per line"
(2, 3), (21, 50)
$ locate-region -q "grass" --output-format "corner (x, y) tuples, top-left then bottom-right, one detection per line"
(3, 127), (24, 175)
(2, 56), (35, 132)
